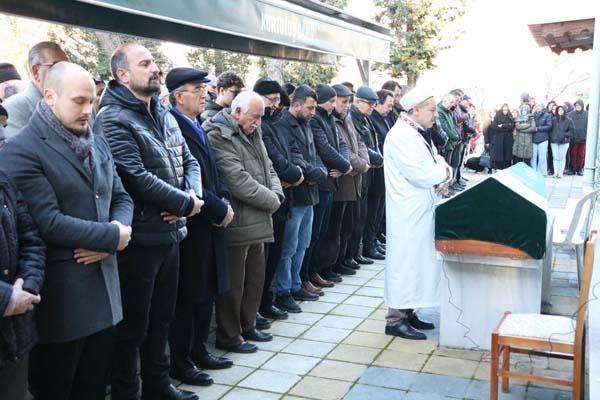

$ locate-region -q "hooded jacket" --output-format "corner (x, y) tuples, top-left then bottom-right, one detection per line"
(94, 80), (201, 246)
(550, 112), (574, 144)
(203, 109), (283, 246)
(567, 100), (588, 144)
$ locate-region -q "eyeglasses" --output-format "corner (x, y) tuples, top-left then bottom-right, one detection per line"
(263, 95), (281, 105)
(37, 60), (62, 68)
(358, 99), (376, 107)
(177, 88), (207, 95)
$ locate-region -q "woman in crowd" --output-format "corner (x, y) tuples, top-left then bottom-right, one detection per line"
(550, 105), (574, 178)
(489, 104), (515, 170)
(512, 104), (536, 166)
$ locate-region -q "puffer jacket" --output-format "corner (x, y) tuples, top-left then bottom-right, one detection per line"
(513, 116), (536, 159)
(437, 103), (460, 152)
(550, 115), (574, 144)
(94, 80), (201, 246)
(533, 109), (552, 144)
(0, 171), (45, 364)
(204, 109), (284, 246)
(568, 100), (588, 144)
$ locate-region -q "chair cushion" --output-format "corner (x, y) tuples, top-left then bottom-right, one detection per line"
(498, 313), (575, 343)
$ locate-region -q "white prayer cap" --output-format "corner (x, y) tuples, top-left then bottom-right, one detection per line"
(400, 86), (435, 111)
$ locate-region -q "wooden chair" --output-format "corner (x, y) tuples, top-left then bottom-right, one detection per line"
(490, 230), (597, 400)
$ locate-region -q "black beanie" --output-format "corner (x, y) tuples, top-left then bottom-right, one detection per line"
(0, 63), (21, 84)
(253, 77), (282, 96)
(315, 84), (336, 104)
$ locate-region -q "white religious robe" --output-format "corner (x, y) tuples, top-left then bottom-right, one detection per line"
(384, 118), (450, 309)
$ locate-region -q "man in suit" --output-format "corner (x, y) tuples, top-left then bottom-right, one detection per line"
(95, 44), (203, 400)
(166, 67), (234, 386)
(0, 62), (133, 400)
(2, 42), (68, 139)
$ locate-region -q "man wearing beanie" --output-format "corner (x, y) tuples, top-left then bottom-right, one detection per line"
(0, 63), (23, 101)
(319, 84), (369, 281)
(3, 42), (68, 139)
(350, 86), (385, 265)
(255, 77), (292, 324)
(301, 84), (352, 291)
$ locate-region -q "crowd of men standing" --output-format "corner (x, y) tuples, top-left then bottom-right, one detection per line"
(0, 41), (409, 400)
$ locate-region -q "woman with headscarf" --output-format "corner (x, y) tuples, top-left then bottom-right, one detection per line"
(489, 104), (515, 170)
(550, 105), (574, 178)
(512, 104), (536, 166)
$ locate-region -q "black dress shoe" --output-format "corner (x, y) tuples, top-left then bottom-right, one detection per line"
(143, 384), (199, 400)
(342, 258), (360, 270)
(292, 288), (319, 301)
(384, 321), (426, 340)
(364, 250), (385, 260)
(256, 313), (271, 330)
(407, 312), (435, 330)
(243, 329), (273, 342)
(275, 293), (302, 313)
(320, 270), (343, 283)
(334, 264), (357, 276)
(260, 305), (289, 320)
(354, 255), (374, 265)
(194, 352), (233, 370)
(170, 366), (213, 387)
(216, 341), (258, 353)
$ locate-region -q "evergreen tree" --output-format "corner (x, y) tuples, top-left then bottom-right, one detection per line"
(187, 48), (250, 78)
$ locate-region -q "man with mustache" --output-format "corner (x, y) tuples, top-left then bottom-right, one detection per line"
(94, 44), (203, 400)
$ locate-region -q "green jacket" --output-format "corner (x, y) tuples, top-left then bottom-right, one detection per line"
(204, 110), (283, 247)
(437, 104), (460, 152)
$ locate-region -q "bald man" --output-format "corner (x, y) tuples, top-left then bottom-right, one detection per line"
(94, 44), (202, 400)
(0, 61), (133, 399)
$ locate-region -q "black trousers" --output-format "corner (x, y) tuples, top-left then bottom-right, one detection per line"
(169, 299), (213, 372)
(260, 209), (287, 311)
(300, 190), (333, 282)
(0, 353), (28, 400)
(347, 192), (368, 260)
(29, 327), (114, 400)
(318, 201), (347, 274)
(339, 200), (359, 266)
(363, 189), (384, 253)
(112, 243), (179, 400)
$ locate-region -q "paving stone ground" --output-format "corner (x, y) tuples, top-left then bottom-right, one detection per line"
(171, 172), (586, 400)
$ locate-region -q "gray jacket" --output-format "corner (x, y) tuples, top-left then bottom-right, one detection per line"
(2, 83), (42, 140)
(0, 107), (133, 343)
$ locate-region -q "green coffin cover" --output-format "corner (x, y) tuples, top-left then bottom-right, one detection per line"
(435, 163), (549, 259)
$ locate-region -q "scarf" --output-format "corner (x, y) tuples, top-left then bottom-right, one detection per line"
(37, 101), (95, 175)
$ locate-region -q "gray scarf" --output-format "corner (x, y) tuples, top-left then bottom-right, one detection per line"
(37, 101), (95, 176)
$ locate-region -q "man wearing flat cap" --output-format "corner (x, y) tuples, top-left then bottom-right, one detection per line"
(384, 87), (452, 340)
(166, 68), (235, 386)
(94, 44), (203, 400)
(350, 86), (385, 266)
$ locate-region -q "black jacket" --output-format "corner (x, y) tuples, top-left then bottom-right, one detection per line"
(310, 107), (351, 192)
(94, 80), (202, 246)
(369, 109), (392, 194)
(0, 109), (133, 343)
(351, 105), (384, 193)
(0, 172), (45, 363)
(568, 103), (588, 144)
(270, 109), (327, 207)
(550, 115), (574, 144)
(200, 99), (224, 121)
(170, 110), (230, 303)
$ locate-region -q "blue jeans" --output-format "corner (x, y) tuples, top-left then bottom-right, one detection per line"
(275, 206), (314, 295)
(532, 141), (548, 176)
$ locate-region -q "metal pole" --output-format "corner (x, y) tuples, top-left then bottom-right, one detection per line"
(584, 16), (600, 187)
(356, 59), (370, 86)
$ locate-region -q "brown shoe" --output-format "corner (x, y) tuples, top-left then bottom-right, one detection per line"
(310, 273), (334, 288)
(302, 281), (324, 296)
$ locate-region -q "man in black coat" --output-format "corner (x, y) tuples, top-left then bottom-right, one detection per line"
(302, 84), (351, 291)
(0, 171), (45, 400)
(349, 87), (384, 264)
(166, 67), (234, 387)
(94, 44), (203, 400)
(0, 62), (133, 400)
(381, 80), (407, 127)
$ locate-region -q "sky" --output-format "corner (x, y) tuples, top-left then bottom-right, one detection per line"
(340, 0), (599, 109)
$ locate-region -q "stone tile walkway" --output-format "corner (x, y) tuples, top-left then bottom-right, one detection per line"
(172, 171), (585, 400)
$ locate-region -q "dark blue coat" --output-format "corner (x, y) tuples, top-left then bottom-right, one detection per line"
(533, 109), (552, 144)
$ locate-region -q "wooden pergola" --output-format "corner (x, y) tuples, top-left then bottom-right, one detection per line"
(528, 18), (594, 54)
